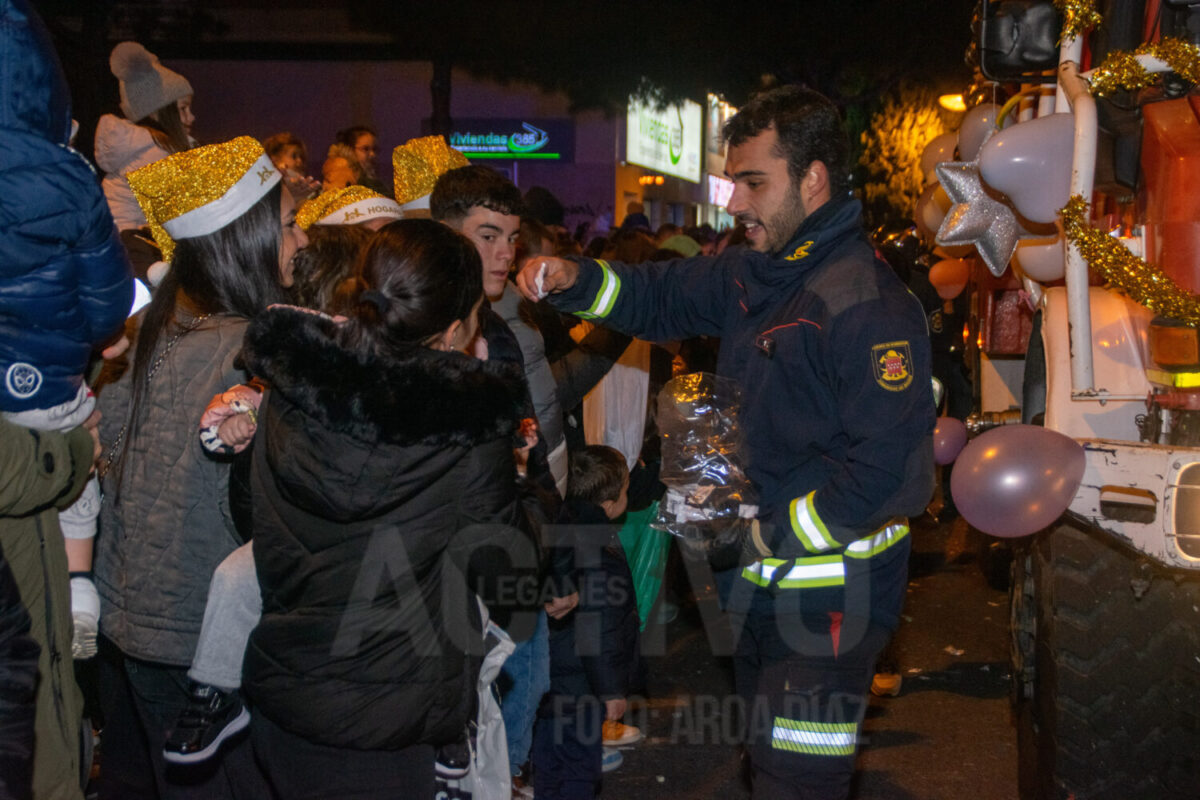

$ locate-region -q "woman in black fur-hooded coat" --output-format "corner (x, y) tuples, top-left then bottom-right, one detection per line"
(240, 219), (537, 798)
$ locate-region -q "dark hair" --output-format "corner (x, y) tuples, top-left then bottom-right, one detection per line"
(567, 445), (628, 506)
(264, 132), (307, 167)
(111, 183), (288, 498)
(602, 229), (657, 264)
(292, 223), (373, 312)
(523, 185), (565, 228)
(138, 101), (189, 154)
(338, 218), (482, 359)
(517, 217), (553, 262)
(335, 125), (377, 148)
(430, 165), (525, 224)
(723, 86), (851, 199)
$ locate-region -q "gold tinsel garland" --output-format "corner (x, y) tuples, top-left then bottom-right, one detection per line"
(1055, 0), (1102, 43)
(1087, 38), (1200, 97)
(1061, 195), (1200, 326)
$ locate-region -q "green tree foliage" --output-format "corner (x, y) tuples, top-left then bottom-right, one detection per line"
(858, 85), (951, 228)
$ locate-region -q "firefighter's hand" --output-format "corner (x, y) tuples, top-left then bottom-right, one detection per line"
(516, 256), (577, 302)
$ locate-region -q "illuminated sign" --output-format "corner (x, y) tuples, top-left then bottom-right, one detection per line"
(425, 119), (574, 162)
(625, 98), (702, 183)
(708, 174), (733, 207)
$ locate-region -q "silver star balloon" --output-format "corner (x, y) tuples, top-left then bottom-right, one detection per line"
(935, 160), (1021, 277)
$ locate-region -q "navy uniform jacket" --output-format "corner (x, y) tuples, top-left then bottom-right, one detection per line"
(546, 198), (934, 630)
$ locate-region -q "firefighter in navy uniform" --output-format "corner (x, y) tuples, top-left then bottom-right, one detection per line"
(517, 86), (935, 800)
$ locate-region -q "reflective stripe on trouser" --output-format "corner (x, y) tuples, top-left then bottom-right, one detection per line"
(734, 612), (893, 800)
(771, 718), (857, 756)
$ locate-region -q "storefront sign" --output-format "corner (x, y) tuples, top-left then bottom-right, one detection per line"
(708, 174), (734, 208)
(625, 98), (702, 183)
(430, 119), (574, 162)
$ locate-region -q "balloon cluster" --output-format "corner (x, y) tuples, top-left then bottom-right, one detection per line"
(913, 89), (1074, 282)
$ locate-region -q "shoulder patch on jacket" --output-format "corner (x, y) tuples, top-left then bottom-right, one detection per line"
(872, 341), (914, 391)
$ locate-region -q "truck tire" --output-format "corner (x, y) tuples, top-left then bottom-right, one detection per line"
(1022, 522), (1200, 799)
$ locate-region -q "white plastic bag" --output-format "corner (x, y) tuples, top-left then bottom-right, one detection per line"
(435, 603), (515, 800)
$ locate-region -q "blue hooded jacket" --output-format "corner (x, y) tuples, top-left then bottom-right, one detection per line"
(0, 0), (133, 412)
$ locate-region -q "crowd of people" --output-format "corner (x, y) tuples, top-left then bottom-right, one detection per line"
(2, 2), (937, 799)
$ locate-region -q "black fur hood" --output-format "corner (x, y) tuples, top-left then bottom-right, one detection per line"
(243, 305), (524, 448)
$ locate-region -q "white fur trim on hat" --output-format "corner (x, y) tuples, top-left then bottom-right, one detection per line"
(162, 153), (281, 240)
(315, 196), (404, 227)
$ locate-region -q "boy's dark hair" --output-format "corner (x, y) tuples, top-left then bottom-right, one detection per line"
(723, 85), (851, 199)
(567, 445), (628, 506)
(430, 165), (525, 225)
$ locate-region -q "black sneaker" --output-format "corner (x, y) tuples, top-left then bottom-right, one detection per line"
(163, 683), (250, 764)
(435, 735), (472, 780)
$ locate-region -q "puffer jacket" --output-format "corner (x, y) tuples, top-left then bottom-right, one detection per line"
(241, 307), (538, 750)
(96, 308), (250, 665)
(0, 415), (93, 800)
(0, 0), (133, 414)
(93, 114), (170, 232)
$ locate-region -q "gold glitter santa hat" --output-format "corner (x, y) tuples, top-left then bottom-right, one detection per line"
(128, 136), (280, 261)
(295, 185), (403, 231)
(392, 135), (469, 212)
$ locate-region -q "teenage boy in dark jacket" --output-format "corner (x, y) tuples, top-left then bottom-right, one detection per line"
(534, 445), (640, 799)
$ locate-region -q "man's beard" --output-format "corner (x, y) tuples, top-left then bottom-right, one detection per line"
(763, 187), (807, 255)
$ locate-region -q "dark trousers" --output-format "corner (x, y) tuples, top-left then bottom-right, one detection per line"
(532, 697), (602, 800)
(250, 711), (435, 800)
(733, 611), (892, 800)
(94, 636), (268, 799)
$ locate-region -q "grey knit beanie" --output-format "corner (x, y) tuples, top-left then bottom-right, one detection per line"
(109, 42), (193, 123)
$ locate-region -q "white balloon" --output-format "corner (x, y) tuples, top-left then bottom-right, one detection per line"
(979, 112), (1075, 225)
(920, 132), (958, 185)
(958, 103), (1001, 162)
(1014, 234), (1066, 282)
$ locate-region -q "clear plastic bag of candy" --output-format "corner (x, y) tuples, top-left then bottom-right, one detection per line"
(651, 373), (758, 559)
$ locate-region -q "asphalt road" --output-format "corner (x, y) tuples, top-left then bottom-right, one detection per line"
(604, 515), (1018, 799)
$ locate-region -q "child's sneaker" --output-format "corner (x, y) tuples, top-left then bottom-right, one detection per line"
(163, 682), (250, 764)
(600, 747), (624, 773)
(69, 576), (99, 660)
(601, 720), (643, 746)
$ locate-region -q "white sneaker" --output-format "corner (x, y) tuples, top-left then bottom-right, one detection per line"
(601, 747), (624, 773)
(70, 576), (99, 659)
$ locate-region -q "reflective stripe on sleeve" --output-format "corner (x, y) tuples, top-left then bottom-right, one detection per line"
(771, 717), (858, 756)
(577, 259), (621, 319)
(789, 491), (840, 553)
(844, 521), (910, 559)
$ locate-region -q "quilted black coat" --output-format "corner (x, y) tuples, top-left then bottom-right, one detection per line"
(241, 306), (539, 750)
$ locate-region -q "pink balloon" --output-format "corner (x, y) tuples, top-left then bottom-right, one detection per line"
(1014, 234), (1065, 282)
(958, 103), (1001, 162)
(933, 417), (968, 465)
(950, 425), (1086, 538)
(920, 132), (958, 184)
(978, 112), (1075, 225)
(929, 258), (970, 300)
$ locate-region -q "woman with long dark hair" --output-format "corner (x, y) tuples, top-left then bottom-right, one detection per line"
(239, 219), (536, 798)
(94, 137), (304, 798)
